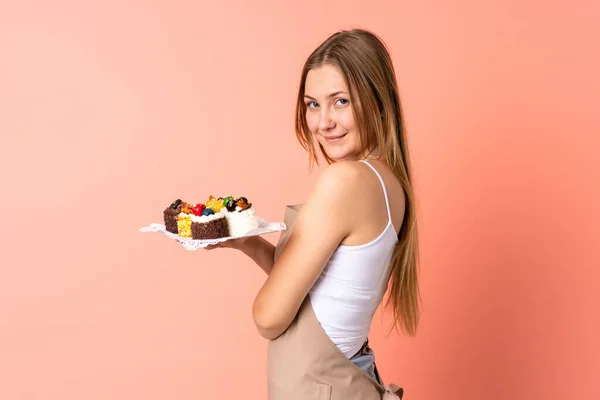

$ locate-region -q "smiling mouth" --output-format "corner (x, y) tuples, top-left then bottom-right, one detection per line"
(322, 133), (348, 142)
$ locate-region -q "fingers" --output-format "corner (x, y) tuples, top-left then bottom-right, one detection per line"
(204, 242), (227, 250)
(203, 239), (238, 250)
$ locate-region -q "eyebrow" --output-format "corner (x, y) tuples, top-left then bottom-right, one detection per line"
(304, 91), (348, 100)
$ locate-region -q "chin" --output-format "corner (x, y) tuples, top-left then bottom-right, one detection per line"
(321, 146), (356, 162)
(316, 134), (361, 161)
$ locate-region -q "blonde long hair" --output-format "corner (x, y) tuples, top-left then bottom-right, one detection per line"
(294, 29), (421, 336)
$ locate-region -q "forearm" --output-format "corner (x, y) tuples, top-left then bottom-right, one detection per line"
(240, 236), (275, 275)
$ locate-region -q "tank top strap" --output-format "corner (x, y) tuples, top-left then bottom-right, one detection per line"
(359, 160), (392, 224)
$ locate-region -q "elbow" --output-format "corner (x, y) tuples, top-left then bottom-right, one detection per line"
(256, 324), (284, 341)
(252, 300), (287, 340)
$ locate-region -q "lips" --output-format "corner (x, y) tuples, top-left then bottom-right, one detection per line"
(322, 132), (348, 142)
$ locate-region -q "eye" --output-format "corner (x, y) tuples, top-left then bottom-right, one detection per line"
(306, 101), (319, 109)
(335, 98), (349, 106)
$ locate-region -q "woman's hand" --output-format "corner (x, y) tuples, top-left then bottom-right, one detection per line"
(204, 236), (253, 252)
(204, 235), (276, 275)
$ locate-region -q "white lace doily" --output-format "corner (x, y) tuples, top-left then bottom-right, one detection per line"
(139, 218), (286, 250)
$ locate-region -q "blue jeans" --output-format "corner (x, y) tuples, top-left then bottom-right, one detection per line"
(349, 339), (382, 384)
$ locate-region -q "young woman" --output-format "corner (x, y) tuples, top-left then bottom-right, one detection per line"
(208, 29), (420, 399)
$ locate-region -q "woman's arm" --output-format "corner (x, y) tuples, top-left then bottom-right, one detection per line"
(237, 236), (275, 275)
(205, 233), (275, 275)
(252, 161), (361, 340)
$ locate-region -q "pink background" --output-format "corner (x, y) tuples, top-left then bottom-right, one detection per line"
(1, 1), (599, 399)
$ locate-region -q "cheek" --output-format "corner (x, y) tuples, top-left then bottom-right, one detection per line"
(305, 112), (319, 134)
(339, 108), (356, 130)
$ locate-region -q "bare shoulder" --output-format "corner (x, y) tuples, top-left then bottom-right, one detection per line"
(292, 161), (372, 240)
(318, 159), (406, 244)
(311, 160), (372, 197)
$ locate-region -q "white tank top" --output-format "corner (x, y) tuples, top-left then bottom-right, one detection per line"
(309, 160), (399, 358)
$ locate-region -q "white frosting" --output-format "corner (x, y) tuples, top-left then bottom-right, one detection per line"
(225, 207), (259, 237)
(186, 211), (226, 223)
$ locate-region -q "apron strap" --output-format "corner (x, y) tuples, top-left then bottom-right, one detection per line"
(383, 384), (404, 399)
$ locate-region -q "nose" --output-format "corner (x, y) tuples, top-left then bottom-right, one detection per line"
(318, 108), (335, 131)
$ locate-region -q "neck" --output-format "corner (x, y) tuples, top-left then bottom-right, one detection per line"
(362, 147), (380, 160)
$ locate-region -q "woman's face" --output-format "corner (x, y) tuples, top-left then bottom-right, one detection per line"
(304, 64), (363, 161)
